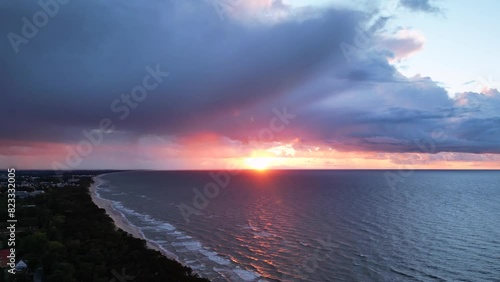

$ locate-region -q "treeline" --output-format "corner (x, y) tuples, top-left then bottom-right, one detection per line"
(6, 176), (210, 282)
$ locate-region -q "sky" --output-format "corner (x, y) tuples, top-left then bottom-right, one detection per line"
(1, 0), (499, 170)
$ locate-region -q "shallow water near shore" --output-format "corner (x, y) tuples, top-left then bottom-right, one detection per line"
(94, 170), (500, 281)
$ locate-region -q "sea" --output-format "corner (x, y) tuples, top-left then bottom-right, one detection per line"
(93, 170), (500, 281)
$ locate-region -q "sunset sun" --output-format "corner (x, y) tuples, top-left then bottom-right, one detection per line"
(245, 157), (272, 171)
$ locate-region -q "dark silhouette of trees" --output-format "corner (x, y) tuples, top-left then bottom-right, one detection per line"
(10, 174), (209, 282)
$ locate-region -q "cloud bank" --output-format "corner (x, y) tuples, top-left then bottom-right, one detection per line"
(0, 0), (498, 169)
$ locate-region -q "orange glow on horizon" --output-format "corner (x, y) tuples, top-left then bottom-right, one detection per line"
(2, 138), (500, 170)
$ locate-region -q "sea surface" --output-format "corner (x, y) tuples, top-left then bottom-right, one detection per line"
(95, 170), (500, 281)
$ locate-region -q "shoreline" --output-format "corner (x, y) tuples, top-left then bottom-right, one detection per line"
(88, 173), (263, 282)
(89, 173), (179, 261)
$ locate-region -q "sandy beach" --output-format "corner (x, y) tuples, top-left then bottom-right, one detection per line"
(89, 174), (179, 261)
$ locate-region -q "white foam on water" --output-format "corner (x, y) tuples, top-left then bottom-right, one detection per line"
(156, 223), (176, 231)
(148, 239), (178, 260)
(92, 178), (110, 199)
(214, 267), (265, 282)
(200, 248), (231, 266)
(253, 231), (272, 238)
(183, 241), (202, 250)
(172, 241), (202, 251)
(177, 235), (193, 240)
(189, 264), (205, 270)
(95, 176), (267, 281)
(233, 268), (262, 281)
(112, 202), (146, 219)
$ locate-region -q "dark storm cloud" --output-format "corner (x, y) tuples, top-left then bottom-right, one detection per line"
(1, 0), (499, 156)
(0, 0), (363, 140)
